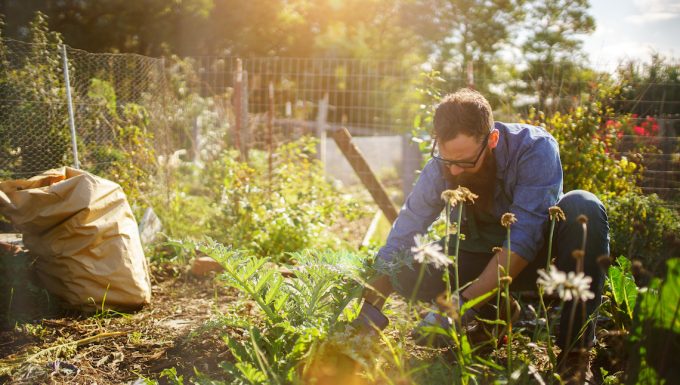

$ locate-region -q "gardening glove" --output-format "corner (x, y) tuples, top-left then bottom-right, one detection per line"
(351, 301), (389, 333)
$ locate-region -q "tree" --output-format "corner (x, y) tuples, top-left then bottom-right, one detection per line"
(414, 0), (527, 95)
(518, 0), (595, 113)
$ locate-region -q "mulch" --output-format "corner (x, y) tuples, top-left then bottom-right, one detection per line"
(0, 263), (241, 384)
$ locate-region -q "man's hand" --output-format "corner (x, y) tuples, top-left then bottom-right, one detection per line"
(351, 301), (389, 333)
(461, 248), (528, 305)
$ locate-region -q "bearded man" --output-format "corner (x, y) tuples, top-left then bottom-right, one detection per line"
(353, 89), (609, 384)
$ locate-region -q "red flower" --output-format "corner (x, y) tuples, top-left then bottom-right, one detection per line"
(634, 126), (645, 136)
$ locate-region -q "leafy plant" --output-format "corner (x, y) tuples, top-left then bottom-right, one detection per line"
(524, 89), (643, 199)
(603, 191), (680, 274)
(627, 258), (680, 384)
(603, 256), (639, 330)
(151, 137), (364, 261)
(191, 239), (368, 384)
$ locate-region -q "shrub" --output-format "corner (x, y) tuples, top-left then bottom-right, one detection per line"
(524, 95), (643, 199)
(152, 137), (365, 261)
(603, 191), (680, 274)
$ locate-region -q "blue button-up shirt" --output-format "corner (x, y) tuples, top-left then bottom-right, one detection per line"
(378, 122), (563, 263)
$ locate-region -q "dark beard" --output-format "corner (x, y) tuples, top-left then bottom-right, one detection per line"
(448, 149), (497, 213)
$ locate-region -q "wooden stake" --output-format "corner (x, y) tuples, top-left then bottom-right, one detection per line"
(331, 128), (399, 224)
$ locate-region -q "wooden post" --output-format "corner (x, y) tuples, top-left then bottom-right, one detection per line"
(316, 93), (329, 172)
(267, 81), (274, 192)
(332, 128), (399, 224)
(233, 58), (243, 160)
(240, 68), (249, 161)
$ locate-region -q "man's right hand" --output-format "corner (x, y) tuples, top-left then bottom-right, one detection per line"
(351, 301), (389, 333)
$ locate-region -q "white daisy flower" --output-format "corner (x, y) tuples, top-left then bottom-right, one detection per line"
(411, 234), (451, 269)
(537, 265), (595, 302)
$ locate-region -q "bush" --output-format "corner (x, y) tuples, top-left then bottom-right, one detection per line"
(604, 191), (680, 274)
(152, 137), (365, 261)
(524, 92), (643, 199)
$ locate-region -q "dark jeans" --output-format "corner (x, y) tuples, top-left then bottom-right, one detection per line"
(393, 190), (609, 350)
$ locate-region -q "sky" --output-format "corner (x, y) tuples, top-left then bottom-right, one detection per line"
(583, 0), (680, 70)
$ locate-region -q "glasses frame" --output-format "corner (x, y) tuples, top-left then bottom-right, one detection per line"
(430, 132), (490, 169)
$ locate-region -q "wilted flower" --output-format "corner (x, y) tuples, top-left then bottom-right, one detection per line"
(412, 235), (451, 269)
(501, 213), (517, 228)
(492, 246), (503, 254)
(571, 249), (585, 261)
(500, 276), (513, 287)
(548, 206), (566, 222)
(441, 189), (462, 204)
(441, 187), (478, 205)
(537, 265), (594, 302)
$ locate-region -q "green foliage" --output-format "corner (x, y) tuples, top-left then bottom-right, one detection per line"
(524, 91), (643, 198)
(603, 192), (680, 273)
(616, 54), (680, 116)
(152, 137), (364, 260)
(602, 256), (639, 330)
(518, 0), (596, 113)
(191, 239), (368, 384)
(627, 258), (680, 384)
(0, 13), (70, 176)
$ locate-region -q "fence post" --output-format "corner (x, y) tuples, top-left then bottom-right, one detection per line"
(241, 66), (249, 161)
(267, 81), (274, 191)
(61, 44), (80, 169)
(316, 93), (329, 172)
(233, 58), (243, 160)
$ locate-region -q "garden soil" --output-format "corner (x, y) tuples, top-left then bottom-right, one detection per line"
(0, 264), (241, 384)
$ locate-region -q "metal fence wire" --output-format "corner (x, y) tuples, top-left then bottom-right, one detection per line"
(1, 38), (678, 205)
(0, 38), (167, 178)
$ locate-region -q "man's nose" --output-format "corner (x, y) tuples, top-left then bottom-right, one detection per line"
(448, 164), (465, 176)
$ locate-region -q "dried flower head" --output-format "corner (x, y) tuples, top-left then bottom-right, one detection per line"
(596, 255), (612, 270)
(548, 206), (566, 222)
(577, 215), (588, 225)
(492, 246), (503, 254)
(441, 189), (462, 204)
(448, 223), (458, 235)
(501, 213), (517, 228)
(571, 250), (585, 261)
(441, 187), (478, 205)
(500, 276), (513, 287)
(537, 265), (595, 302)
(457, 187), (478, 204)
(412, 235), (451, 269)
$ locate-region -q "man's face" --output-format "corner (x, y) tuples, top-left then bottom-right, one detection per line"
(435, 132), (496, 177)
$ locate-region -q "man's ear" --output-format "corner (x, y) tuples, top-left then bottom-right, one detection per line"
(488, 128), (500, 149)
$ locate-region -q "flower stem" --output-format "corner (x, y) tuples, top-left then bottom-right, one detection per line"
(453, 204), (464, 306)
(505, 227), (513, 375)
(443, 201), (452, 303)
(410, 262), (426, 306)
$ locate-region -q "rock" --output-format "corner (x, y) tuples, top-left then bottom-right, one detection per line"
(190, 256), (224, 277)
(138, 207), (162, 246)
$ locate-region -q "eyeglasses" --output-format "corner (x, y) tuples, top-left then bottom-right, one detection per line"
(430, 132), (490, 169)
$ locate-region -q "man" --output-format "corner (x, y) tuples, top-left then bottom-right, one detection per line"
(353, 89), (609, 383)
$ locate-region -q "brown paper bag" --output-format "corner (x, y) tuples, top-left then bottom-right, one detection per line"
(0, 167), (151, 311)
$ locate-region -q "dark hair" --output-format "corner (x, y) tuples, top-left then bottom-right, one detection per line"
(433, 88), (494, 142)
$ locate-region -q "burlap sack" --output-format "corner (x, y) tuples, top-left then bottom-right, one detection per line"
(0, 167), (151, 311)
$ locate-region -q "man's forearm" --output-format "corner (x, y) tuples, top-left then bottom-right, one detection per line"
(461, 248), (528, 305)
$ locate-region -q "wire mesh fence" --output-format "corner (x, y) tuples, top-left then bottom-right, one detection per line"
(1, 38), (679, 207)
(0, 38), (168, 179)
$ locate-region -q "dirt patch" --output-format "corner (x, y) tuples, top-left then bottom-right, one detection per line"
(0, 264), (241, 384)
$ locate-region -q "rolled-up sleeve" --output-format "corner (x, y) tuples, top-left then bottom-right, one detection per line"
(503, 138), (562, 262)
(377, 159), (446, 262)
